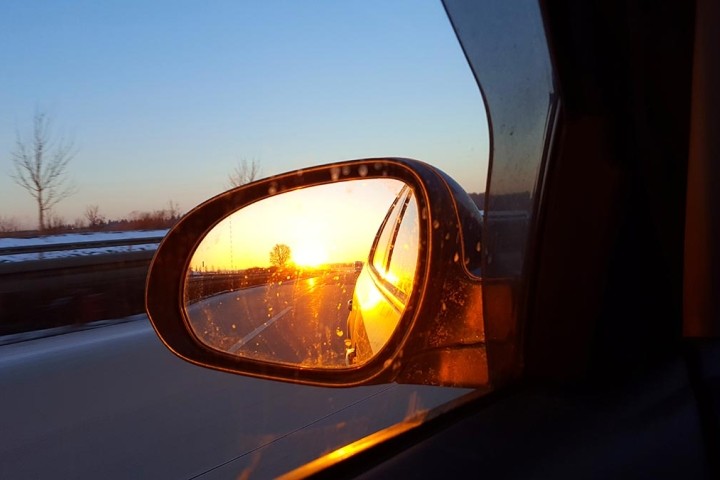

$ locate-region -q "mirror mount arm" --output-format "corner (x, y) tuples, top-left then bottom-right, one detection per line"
(394, 272), (490, 387)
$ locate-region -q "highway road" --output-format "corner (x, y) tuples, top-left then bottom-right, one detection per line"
(0, 316), (469, 479)
(187, 270), (360, 367)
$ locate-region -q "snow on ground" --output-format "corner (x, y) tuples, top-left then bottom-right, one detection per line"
(0, 230), (168, 263)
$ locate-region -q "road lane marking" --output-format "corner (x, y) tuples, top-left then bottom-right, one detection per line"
(227, 306), (293, 354)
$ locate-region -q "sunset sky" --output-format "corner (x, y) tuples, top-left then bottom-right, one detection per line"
(190, 179), (405, 271)
(0, 1), (488, 229)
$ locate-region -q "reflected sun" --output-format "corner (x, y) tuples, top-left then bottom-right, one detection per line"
(293, 241), (328, 267)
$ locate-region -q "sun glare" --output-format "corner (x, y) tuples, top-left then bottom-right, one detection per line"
(293, 241), (329, 267)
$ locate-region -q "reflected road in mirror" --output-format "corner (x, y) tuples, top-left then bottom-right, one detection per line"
(187, 268), (360, 367)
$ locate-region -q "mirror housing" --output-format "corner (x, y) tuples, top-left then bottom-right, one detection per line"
(146, 158), (511, 387)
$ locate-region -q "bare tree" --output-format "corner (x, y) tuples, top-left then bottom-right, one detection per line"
(228, 158), (261, 188)
(85, 204), (105, 228)
(10, 111), (77, 232)
(165, 200), (181, 221)
(269, 243), (292, 268)
(45, 212), (67, 233)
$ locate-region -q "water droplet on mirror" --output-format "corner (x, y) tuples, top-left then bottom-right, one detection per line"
(453, 252), (460, 262)
(476, 241), (482, 252)
(336, 328), (344, 337)
(358, 165), (368, 177)
(433, 220), (440, 229)
(330, 167), (340, 181)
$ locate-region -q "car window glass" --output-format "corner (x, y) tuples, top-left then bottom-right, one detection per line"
(0, 2), (490, 478)
(372, 188), (409, 275)
(386, 191), (419, 299)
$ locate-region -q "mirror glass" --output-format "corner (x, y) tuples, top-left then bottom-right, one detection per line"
(184, 179), (420, 368)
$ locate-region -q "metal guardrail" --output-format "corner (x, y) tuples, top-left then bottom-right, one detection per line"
(0, 235), (167, 335)
(0, 248), (159, 336)
(0, 236), (165, 256)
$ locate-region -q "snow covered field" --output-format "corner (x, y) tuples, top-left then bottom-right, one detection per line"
(0, 230), (168, 263)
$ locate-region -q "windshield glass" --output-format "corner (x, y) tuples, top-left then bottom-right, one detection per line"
(0, 1), (489, 477)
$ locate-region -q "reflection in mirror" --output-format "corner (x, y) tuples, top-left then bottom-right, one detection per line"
(184, 179), (420, 369)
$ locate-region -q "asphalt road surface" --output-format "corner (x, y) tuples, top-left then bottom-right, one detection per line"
(187, 270), (360, 367)
(0, 316), (469, 479)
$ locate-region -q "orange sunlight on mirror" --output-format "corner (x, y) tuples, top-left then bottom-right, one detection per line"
(182, 178), (419, 369)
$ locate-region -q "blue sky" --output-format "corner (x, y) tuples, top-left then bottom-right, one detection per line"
(0, 0), (488, 228)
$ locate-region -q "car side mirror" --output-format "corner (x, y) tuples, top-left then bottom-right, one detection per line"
(146, 158), (512, 388)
